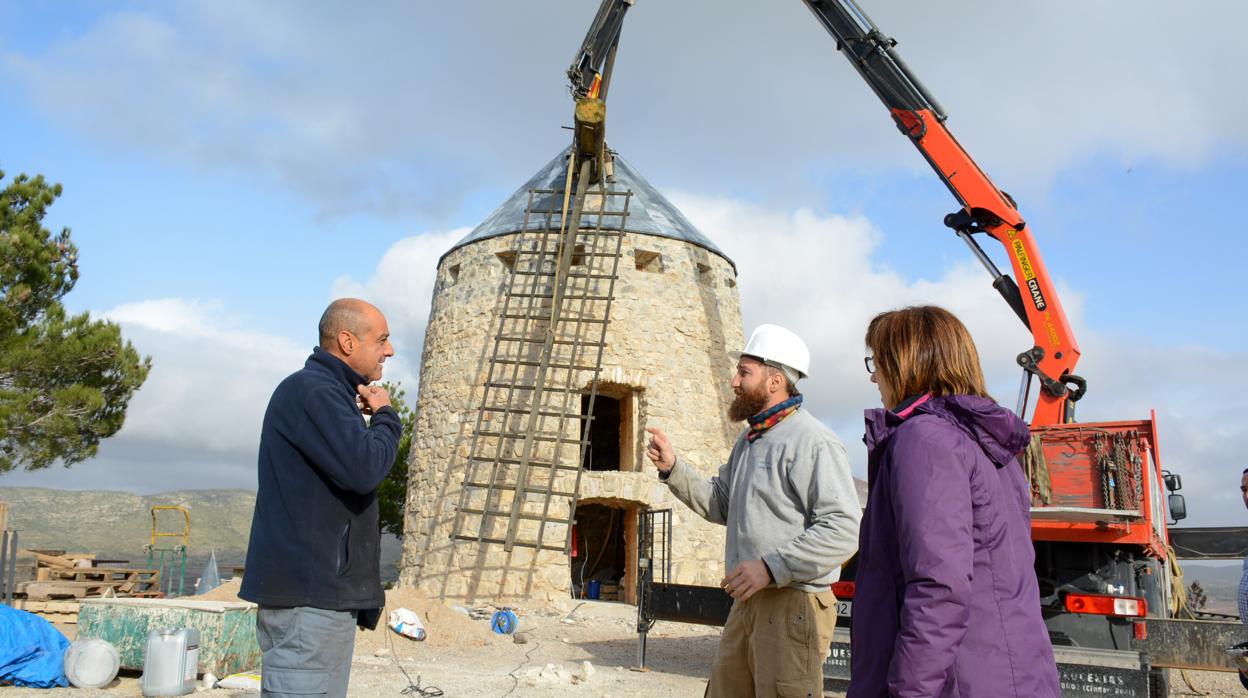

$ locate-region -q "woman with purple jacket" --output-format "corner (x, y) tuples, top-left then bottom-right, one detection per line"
(848, 306), (1060, 697)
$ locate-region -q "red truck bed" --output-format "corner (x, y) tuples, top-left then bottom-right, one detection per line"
(1029, 413), (1169, 559)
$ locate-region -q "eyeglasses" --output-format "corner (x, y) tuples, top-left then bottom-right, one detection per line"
(864, 356), (875, 375)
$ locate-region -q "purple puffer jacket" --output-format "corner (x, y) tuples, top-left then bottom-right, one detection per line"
(847, 394), (1060, 698)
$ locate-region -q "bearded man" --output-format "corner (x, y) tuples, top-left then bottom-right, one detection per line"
(646, 324), (861, 698)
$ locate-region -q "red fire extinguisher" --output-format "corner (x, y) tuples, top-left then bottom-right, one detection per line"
(570, 524), (579, 558)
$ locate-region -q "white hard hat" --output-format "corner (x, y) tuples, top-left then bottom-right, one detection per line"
(731, 324), (811, 379)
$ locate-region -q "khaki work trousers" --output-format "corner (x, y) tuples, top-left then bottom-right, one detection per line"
(706, 587), (837, 698)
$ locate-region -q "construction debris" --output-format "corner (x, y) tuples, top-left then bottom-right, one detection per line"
(578, 660), (596, 681)
(387, 607), (427, 641)
(9, 600), (79, 625)
(10, 548), (161, 625)
(215, 672), (262, 692)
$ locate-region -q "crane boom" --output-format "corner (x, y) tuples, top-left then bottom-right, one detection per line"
(565, 0), (636, 187)
(802, 0), (1084, 426)
(568, 0), (635, 100)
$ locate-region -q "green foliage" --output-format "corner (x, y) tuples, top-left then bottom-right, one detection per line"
(0, 170), (151, 472)
(377, 381), (416, 537)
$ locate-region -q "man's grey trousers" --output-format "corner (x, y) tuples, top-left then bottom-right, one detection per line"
(257, 606), (357, 697)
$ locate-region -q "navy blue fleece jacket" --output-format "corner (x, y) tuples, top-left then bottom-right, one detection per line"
(239, 347), (402, 611)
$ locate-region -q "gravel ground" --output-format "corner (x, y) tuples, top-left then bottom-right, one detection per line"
(3, 600), (734, 697)
(5, 598), (1245, 697)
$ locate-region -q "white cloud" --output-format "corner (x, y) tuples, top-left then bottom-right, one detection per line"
(330, 227), (470, 394)
(4, 1), (1246, 216)
(1, 298), (307, 492)
(101, 298), (309, 449)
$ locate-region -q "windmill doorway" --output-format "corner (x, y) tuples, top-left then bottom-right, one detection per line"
(570, 500), (640, 604)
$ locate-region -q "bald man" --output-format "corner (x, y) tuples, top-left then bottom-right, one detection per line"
(240, 299), (401, 698)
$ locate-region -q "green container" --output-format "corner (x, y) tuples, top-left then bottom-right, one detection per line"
(78, 598), (260, 676)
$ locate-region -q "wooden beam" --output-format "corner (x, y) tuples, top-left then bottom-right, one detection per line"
(24, 551), (74, 568)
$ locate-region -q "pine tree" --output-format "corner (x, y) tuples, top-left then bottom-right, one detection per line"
(0, 170), (151, 472)
(376, 382), (415, 537)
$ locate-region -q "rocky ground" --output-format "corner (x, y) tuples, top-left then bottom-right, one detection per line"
(6, 586), (735, 697)
(5, 583), (1245, 697)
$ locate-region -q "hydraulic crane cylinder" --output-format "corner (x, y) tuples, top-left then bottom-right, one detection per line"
(574, 98), (607, 181)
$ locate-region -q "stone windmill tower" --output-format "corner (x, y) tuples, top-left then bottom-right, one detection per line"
(397, 147), (746, 604)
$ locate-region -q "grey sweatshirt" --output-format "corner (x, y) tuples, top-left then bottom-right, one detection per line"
(664, 408), (861, 592)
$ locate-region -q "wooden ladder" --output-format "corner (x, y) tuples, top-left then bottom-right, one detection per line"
(452, 158), (630, 552)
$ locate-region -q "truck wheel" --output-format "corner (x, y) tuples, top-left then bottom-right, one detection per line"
(1148, 667), (1169, 698)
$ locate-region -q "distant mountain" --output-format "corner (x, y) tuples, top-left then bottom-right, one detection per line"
(1, 487), (256, 560)
(0, 487), (403, 583)
(1181, 561), (1244, 587)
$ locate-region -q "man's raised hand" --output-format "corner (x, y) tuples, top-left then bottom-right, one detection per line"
(357, 384), (392, 414)
(645, 427), (675, 473)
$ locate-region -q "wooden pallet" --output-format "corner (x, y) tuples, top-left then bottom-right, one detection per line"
(16, 578), (161, 600)
(42, 567), (159, 584)
(11, 599), (80, 625)
(16, 548), (157, 601)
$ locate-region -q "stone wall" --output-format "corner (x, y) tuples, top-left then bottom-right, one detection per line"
(398, 230), (745, 604)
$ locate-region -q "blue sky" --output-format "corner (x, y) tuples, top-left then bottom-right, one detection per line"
(1, 1), (1246, 528)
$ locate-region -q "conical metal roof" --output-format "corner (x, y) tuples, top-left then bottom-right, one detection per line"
(444, 148), (732, 267)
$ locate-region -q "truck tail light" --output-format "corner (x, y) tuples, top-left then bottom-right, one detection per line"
(831, 581), (855, 599)
(1064, 593), (1147, 618)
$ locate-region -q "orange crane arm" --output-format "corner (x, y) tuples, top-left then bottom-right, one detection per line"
(802, 0), (1084, 425)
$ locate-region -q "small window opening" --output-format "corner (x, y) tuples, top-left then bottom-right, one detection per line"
(448, 264), (461, 285)
(580, 384), (639, 472)
(635, 249), (663, 273)
(572, 243), (587, 266)
(582, 394), (621, 472)
(496, 251), (517, 272)
(696, 262), (713, 284)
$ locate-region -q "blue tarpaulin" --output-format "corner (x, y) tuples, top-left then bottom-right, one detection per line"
(0, 604), (70, 688)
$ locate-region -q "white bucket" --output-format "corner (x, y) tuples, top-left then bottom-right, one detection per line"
(140, 627), (200, 697)
(63, 637), (120, 689)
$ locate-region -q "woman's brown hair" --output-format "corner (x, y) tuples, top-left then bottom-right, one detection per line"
(865, 305), (989, 409)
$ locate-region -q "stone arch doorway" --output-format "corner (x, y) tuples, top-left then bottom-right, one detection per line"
(570, 498), (642, 604)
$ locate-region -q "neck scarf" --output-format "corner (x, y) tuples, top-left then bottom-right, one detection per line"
(747, 394), (803, 442)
